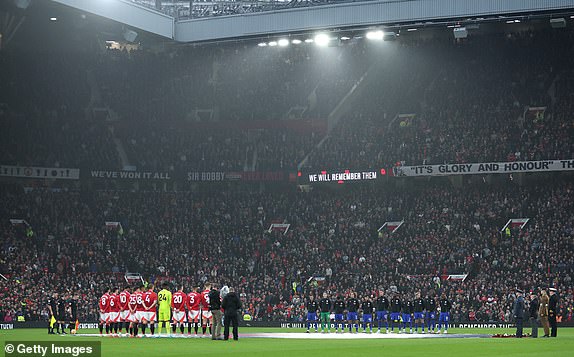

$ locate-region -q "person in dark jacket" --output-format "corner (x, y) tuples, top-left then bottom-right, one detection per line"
(513, 289), (525, 338)
(222, 287), (242, 341)
(208, 286), (222, 340)
(539, 289), (550, 337)
(529, 291), (539, 338)
(548, 288), (559, 337)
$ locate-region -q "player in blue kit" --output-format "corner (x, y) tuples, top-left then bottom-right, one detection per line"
(375, 289), (389, 334)
(333, 296), (346, 333)
(361, 296), (375, 333)
(305, 295), (319, 333)
(389, 293), (402, 333)
(426, 294), (438, 333)
(413, 291), (426, 333)
(346, 293), (360, 333)
(437, 293), (452, 334)
(402, 297), (414, 334)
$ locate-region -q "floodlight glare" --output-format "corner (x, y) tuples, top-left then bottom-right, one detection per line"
(278, 39), (289, 47)
(292, 39), (302, 44)
(257, 42), (267, 47)
(340, 36), (351, 40)
(407, 28), (417, 32)
(366, 30), (384, 40)
(50, 17), (58, 21)
(314, 34), (330, 46)
(268, 41), (278, 47)
(304, 38), (314, 43)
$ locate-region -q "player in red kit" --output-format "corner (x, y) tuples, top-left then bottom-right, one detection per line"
(127, 286), (139, 337)
(119, 286), (131, 336)
(200, 283), (213, 335)
(134, 285), (146, 337)
(108, 288), (121, 335)
(172, 286), (187, 335)
(142, 284), (158, 336)
(98, 287), (111, 335)
(187, 286), (201, 336)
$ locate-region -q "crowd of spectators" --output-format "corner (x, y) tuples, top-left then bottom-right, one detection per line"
(0, 52), (120, 169)
(4, 27), (573, 173)
(1, 177), (572, 324)
(130, 0), (353, 19)
(305, 29), (574, 170)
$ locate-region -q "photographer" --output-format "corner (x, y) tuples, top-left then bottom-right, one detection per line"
(222, 287), (242, 341)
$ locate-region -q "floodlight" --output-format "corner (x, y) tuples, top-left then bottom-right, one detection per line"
(314, 34), (330, 46)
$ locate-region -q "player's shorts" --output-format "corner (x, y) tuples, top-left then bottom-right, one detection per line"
(127, 311), (137, 323)
(144, 311), (157, 323)
(426, 311), (436, 320)
(346, 312), (358, 321)
(306, 312), (317, 321)
(172, 311), (186, 323)
(135, 311), (147, 323)
(402, 314), (412, 323)
(439, 312), (449, 322)
(158, 309), (171, 322)
(120, 310), (130, 322)
(390, 312), (401, 322)
(414, 312), (425, 320)
(201, 310), (212, 320)
(376, 311), (387, 321)
(99, 312), (109, 323)
(334, 314), (344, 321)
(108, 311), (120, 323)
(188, 310), (200, 322)
(362, 314), (373, 323)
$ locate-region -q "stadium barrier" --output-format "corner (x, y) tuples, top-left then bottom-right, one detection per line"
(3, 321), (574, 330)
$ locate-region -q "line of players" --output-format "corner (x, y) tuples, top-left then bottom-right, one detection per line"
(98, 283), (214, 337)
(306, 290), (452, 334)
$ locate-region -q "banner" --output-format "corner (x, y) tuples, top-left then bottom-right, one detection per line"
(392, 159), (574, 177)
(0, 165), (80, 180)
(89, 170), (171, 180)
(187, 171), (286, 182)
(305, 169), (378, 184)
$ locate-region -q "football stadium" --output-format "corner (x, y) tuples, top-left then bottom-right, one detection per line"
(1, 0), (574, 356)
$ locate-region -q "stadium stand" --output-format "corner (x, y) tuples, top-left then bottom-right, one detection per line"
(0, 19), (573, 327)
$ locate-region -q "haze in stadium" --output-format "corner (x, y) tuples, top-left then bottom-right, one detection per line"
(0, 0), (573, 356)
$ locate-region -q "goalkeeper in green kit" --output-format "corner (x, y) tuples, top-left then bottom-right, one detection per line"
(318, 292), (332, 333)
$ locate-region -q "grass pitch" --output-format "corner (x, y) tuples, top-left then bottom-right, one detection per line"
(1, 327), (572, 357)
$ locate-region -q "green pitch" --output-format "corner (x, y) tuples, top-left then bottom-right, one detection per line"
(1, 328), (573, 357)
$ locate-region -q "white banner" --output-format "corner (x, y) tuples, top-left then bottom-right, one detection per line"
(90, 170), (171, 180)
(392, 159), (574, 177)
(0, 165), (80, 180)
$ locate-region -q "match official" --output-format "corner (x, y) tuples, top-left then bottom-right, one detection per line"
(222, 287), (242, 341)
